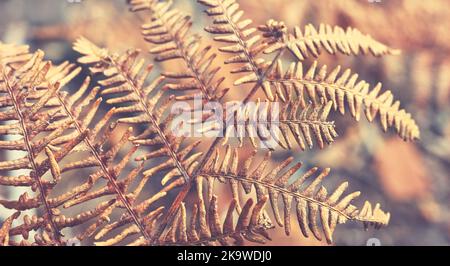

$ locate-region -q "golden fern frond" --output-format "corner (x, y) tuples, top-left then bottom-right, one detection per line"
(0, 0), (425, 247)
(259, 20), (400, 61)
(0, 50), (73, 244)
(198, 0), (271, 88)
(127, 0), (228, 101)
(41, 59), (161, 245)
(155, 196), (271, 246)
(6, 130), (166, 246)
(265, 60), (420, 141)
(198, 0), (281, 104)
(47, 90), (155, 245)
(199, 147), (390, 244)
(0, 45), (173, 246)
(212, 100), (337, 150)
(73, 37), (198, 194)
(16, 127), (170, 246)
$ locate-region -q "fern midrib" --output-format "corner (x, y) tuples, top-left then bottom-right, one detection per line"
(284, 31), (350, 52)
(279, 119), (334, 126)
(53, 89), (151, 242)
(232, 119), (334, 126)
(2, 71), (62, 244)
(202, 172), (352, 219)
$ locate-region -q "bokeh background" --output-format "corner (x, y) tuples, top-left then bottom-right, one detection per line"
(1, 0), (449, 245)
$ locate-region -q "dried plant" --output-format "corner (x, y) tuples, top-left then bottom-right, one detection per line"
(0, 0), (421, 246)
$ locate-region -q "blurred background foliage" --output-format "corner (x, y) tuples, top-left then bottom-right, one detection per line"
(0, 0), (449, 245)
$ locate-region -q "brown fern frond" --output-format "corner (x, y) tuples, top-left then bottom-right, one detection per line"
(154, 196), (271, 246)
(197, 0), (294, 105)
(199, 147), (390, 244)
(0, 50), (71, 244)
(127, 0), (228, 101)
(73, 38), (197, 195)
(49, 66), (185, 246)
(8, 126), (170, 246)
(212, 100), (337, 150)
(0, 44), (175, 246)
(42, 59), (158, 244)
(0, 0), (427, 247)
(265, 60), (420, 141)
(197, 0), (271, 87)
(259, 20), (400, 61)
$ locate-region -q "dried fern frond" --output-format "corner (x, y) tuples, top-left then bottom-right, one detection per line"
(199, 147), (390, 244)
(198, 0), (282, 104)
(73, 37), (201, 192)
(5, 126), (166, 246)
(44, 124), (172, 247)
(265, 60), (420, 141)
(155, 196), (271, 246)
(0, 0), (430, 248)
(197, 0), (272, 89)
(259, 20), (400, 61)
(127, 0), (228, 101)
(0, 44), (174, 246)
(48, 91), (155, 245)
(209, 100), (337, 150)
(0, 50), (75, 244)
